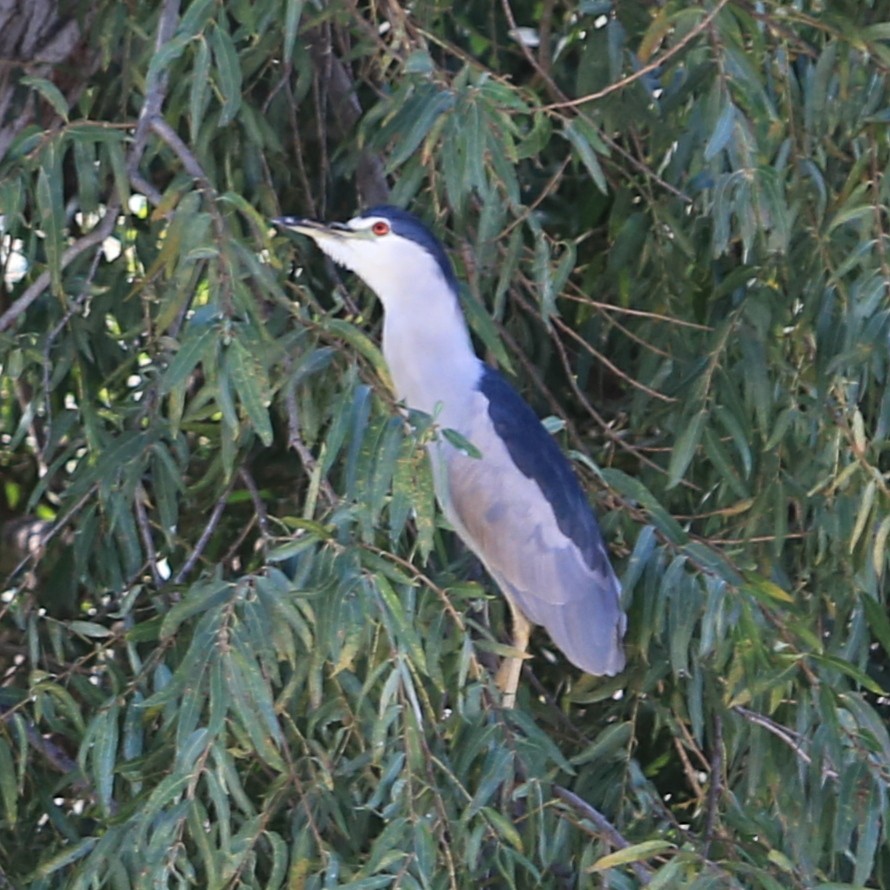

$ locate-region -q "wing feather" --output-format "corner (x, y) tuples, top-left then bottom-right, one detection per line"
(432, 370), (626, 676)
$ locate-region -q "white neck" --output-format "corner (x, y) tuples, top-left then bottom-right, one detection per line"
(379, 277), (482, 428)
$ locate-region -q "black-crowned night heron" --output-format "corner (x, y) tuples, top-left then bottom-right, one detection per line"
(275, 206), (626, 705)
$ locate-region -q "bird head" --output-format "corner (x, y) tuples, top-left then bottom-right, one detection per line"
(274, 205), (458, 307)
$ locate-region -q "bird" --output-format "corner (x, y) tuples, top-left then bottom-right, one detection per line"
(274, 205), (626, 706)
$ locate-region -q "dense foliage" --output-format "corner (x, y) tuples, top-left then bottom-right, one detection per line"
(1, 0), (889, 886)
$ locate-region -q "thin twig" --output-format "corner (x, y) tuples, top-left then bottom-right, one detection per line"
(0, 204), (119, 333)
(552, 784), (652, 885)
(173, 476), (236, 584)
(539, 0), (732, 112)
(239, 467), (270, 539)
(553, 313), (676, 403)
(673, 733), (705, 801)
(733, 706), (839, 781)
(149, 117), (211, 186)
(134, 484), (164, 586)
(704, 713), (724, 845)
(562, 289), (712, 331)
(1, 706), (86, 787)
(129, 171), (164, 207)
(128, 0), (181, 174)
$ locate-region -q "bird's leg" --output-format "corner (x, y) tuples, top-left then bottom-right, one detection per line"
(496, 601), (531, 708)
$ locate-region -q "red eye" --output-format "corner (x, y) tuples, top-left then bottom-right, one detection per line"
(371, 220), (390, 236)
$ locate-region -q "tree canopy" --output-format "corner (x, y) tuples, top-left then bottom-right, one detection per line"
(1, 0), (889, 887)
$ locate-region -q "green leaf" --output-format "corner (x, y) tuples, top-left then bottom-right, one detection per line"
(667, 408), (706, 488)
(861, 593), (890, 661)
(189, 37), (212, 143)
(36, 160), (64, 296)
(600, 468), (687, 544)
(20, 76), (69, 120)
(210, 24), (243, 126)
(563, 118), (609, 195)
(145, 33), (192, 92)
(705, 101), (736, 160)
(68, 620), (114, 639)
(92, 702), (120, 816)
(160, 578), (231, 640)
(228, 337), (274, 445)
(385, 87), (455, 170)
(0, 738), (17, 826)
(591, 840), (675, 871)
(161, 325), (217, 395)
(323, 318), (389, 380)
(375, 575), (428, 673)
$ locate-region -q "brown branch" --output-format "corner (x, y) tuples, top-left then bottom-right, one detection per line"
(173, 476), (236, 584)
(128, 0), (181, 173)
(552, 784), (652, 884)
(0, 204), (119, 333)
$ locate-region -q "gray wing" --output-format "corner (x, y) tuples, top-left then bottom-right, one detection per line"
(432, 373), (626, 676)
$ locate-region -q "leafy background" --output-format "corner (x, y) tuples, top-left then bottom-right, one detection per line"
(1, 0), (889, 886)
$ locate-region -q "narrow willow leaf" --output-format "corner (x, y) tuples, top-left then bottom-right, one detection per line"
(861, 593), (890, 660)
(849, 479), (876, 553)
(228, 338), (274, 445)
(375, 575), (428, 673)
(667, 408), (706, 489)
(32, 838), (98, 877)
(161, 325), (217, 395)
(591, 840), (675, 871)
(702, 426), (749, 499)
(742, 573), (794, 604)
(160, 578), (230, 640)
(210, 24), (242, 126)
(189, 37), (212, 143)
(344, 384), (373, 499)
(386, 88), (455, 170)
(177, 0), (216, 38)
(0, 738), (17, 826)
(811, 654), (886, 695)
(93, 702), (120, 816)
(369, 416), (405, 525)
(571, 721), (632, 766)
(324, 318), (389, 380)
(68, 620), (114, 638)
(21, 76), (70, 119)
(483, 807), (524, 852)
(873, 513), (890, 577)
(145, 33), (191, 94)
(705, 102), (736, 160)
(465, 99), (487, 193)
(36, 163), (64, 296)
(175, 729), (210, 775)
(280, 0), (305, 64)
(73, 138), (99, 214)
(563, 118), (608, 194)
(34, 681), (86, 733)
(225, 656), (285, 768)
(601, 468), (687, 544)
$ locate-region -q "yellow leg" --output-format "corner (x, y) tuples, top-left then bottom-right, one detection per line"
(495, 602), (531, 708)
